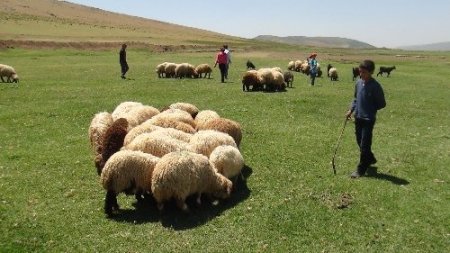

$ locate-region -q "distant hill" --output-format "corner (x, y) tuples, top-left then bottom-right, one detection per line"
(0, 0), (249, 50)
(254, 35), (375, 49)
(397, 42), (450, 51)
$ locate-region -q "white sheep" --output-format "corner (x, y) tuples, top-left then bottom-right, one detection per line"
(196, 117), (242, 147)
(209, 145), (244, 179)
(123, 132), (192, 157)
(112, 102), (160, 130)
(194, 64), (213, 78)
(194, 110), (221, 129)
(100, 150), (160, 215)
(123, 121), (162, 146)
(149, 117), (196, 134)
(88, 111), (114, 156)
(156, 62), (170, 78)
(287, 61), (295, 71)
(151, 151), (233, 211)
(0, 64), (19, 83)
(175, 63), (196, 79)
(168, 102), (199, 118)
(111, 101), (143, 120)
(189, 130), (237, 157)
(328, 67), (339, 81)
(152, 108), (196, 128)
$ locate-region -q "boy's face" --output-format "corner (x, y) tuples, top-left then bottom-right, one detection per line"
(359, 67), (371, 81)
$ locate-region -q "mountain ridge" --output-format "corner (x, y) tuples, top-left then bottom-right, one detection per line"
(253, 35), (375, 49)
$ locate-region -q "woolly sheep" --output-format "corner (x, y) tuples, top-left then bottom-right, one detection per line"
(190, 130), (237, 157)
(329, 67), (339, 81)
(123, 121), (162, 146)
(209, 145), (244, 179)
(168, 102), (199, 118)
(156, 62), (170, 78)
(196, 117), (242, 147)
(151, 151), (233, 211)
(283, 71), (294, 88)
(96, 118), (129, 175)
(123, 132), (192, 157)
(194, 64), (213, 78)
(287, 61), (295, 71)
(242, 70), (261, 92)
(164, 63), (178, 78)
(100, 150), (160, 215)
(88, 111), (114, 156)
(149, 117), (196, 134)
(195, 110), (221, 129)
(152, 108), (196, 128)
(175, 63), (196, 79)
(0, 64), (19, 83)
(122, 105), (160, 129)
(111, 101), (143, 120)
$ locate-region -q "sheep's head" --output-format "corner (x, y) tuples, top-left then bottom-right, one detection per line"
(212, 175), (233, 199)
(12, 74), (19, 83)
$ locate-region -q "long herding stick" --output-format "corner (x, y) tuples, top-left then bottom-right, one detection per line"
(332, 118), (349, 175)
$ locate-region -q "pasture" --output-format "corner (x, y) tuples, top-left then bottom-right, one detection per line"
(0, 47), (449, 252)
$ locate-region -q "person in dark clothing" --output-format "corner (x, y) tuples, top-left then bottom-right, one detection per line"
(214, 47), (228, 83)
(119, 44), (129, 79)
(346, 60), (386, 178)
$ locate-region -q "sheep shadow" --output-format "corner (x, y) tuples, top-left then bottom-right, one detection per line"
(108, 165), (253, 229)
(365, 166), (410, 185)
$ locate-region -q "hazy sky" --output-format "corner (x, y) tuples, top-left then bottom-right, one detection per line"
(66, 0), (449, 48)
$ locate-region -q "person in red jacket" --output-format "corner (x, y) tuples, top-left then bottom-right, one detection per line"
(214, 47), (228, 83)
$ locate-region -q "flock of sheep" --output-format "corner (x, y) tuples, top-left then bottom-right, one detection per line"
(0, 64), (19, 83)
(88, 101), (245, 215)
(155, 62), (213, 79)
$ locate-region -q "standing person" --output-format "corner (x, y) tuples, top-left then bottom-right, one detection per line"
(346, 60), (386, 178)
(119, 43), (129, 79)
(308, 53), (318, 86)
(223, 44), (231, 79)
(214, 47), (228, 83)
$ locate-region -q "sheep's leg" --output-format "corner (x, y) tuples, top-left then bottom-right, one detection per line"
(156, 201), (164, 211)
(105, 190), (119, 215)
(0, 76), (4, 82)
(176, 198), (189, 212)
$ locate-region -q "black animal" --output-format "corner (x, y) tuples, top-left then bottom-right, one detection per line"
(352, 67), (360, 81)
(246, 60), (256, 70)
(377, 66), (396, 77)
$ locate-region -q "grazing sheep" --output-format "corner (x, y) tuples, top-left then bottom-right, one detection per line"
(327, 64), (333, 77)
(287, 61), (295, 71)
(242, 70), (262, 92)
(175, 63), (196, 79)
(111, 101), (143, 121)
(329, 67), (339, 81)
(156, 62), (169, 78)
(190, 130), (237, 157)
(96, 118), (129, 175)
(164, 63), (178, 78)
(122, 105), (160, 129)
(195, 110), (221, 129)
(167, 102), (199, 118)
(294, 60), (303, 72)
(196, 117), (242, 147)
(100, 150), (160, 215)
(256, 68), (286, 91)
(246, 60), (256, 70)
(377, 66), (396, 77)
(123, 132), (192, 157)
(283, 71), (294, 88)
(209, 145), (244, 179)
(123, 121), (162, 146)
(270, 70), (287, 91)
(352, 67), (360, 81)
(151, 151), (233, 211)
(151, 108), (196, 129)
(0, 64), (19, 83)
(149, 117), (196, 134)
(88, 111), (114, 157)
(194, 64), (212, 78)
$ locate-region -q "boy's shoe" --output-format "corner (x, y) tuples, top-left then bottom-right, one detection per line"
(369, 157), (377, 165)
(350, 169), (366, 179)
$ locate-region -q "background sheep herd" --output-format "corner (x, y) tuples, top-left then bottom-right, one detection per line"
(88, 101), (245, 216)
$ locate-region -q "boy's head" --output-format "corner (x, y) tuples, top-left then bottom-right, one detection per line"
(359, 60), (375, 74)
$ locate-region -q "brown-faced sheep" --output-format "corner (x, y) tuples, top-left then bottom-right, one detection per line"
(189, 130), (237, 157)
(209, 145), (244, 179)
(283, 71), (294, 88)
(96, 118), (129, 175)
(164, 63), (178, 78)
(123, 132), (193, 157)
(0, 64), (19, 83)
(100, 150), (160, 215)
(194, 64), (213, 78)
(242, 70), (262, 92)
(151, 151), (233, 211)
(196, 118), (242, 147)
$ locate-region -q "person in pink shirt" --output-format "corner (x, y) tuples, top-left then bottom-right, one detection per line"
(214, 47), (228, 83)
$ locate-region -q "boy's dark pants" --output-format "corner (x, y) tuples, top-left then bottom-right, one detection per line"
(355, 118), (376, 173)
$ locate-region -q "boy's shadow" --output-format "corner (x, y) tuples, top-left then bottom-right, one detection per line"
(365, 166), (409, 185)
(109, 165), (253, 230)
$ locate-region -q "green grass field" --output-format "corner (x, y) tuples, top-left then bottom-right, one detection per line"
(1, 48), (449, 252)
